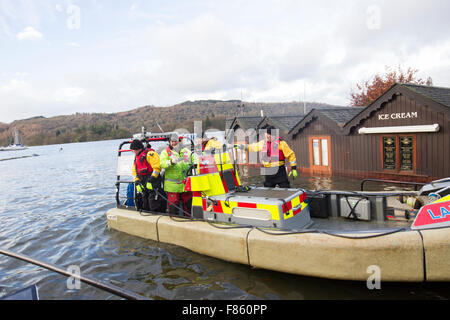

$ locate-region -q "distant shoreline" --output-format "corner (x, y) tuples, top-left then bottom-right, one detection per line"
(0, 100), (344, 147)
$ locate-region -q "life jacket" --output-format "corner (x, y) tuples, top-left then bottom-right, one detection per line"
(261, 138), (285, 164)
(134, 148), (154, 177)
(202, 140), (209, 151)
(166, 146), (174, 157)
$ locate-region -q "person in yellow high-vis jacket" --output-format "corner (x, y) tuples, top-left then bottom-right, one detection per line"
(130, 139), (163, 212)
(238, 126), (297, 188)
(160, 134), (193, 216)
(194, 132), (224, 153)
(203, 136), (223, 152)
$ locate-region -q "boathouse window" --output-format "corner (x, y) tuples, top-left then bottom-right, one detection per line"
(312, 138), (329, 167)
(309, 136), (331, 173)
(313, 139), (321, 166)
(382, 136), (415, 172)
(321, 139), (329, 166)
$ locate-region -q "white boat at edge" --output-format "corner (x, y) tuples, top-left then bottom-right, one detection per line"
(1, 129), (28, 151)
(0, 145), (28, 151)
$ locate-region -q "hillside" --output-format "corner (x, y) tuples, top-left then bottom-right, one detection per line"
(0, 100), (342, 146)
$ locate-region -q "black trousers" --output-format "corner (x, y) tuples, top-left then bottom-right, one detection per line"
(136, 175), (165, 212)
(263, 165), (291, 188)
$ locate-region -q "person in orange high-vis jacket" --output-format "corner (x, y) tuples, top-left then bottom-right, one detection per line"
(240, 126), (297, 188)
(130, 139), (163, 212)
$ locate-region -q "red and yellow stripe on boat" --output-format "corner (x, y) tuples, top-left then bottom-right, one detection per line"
(194, 191), (308, 221)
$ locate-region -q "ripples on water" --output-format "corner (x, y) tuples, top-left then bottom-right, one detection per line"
(0, 140), (448, 300)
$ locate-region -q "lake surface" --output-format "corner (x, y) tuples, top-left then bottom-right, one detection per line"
(0, 139), (448, 300)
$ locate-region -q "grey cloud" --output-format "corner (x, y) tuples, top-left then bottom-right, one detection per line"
(1, 0), (449, 123)
(277, 38), (331, 82)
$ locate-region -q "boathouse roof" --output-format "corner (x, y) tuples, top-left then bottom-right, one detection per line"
(227, 116), (265, 131)
(258, 115), (306, 132)
(401, 83), (450, 108)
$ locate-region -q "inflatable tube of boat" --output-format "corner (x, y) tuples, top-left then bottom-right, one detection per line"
(106, 208), (450, 282)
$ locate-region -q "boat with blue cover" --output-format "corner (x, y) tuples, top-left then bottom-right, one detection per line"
(0, 129), (28, 151)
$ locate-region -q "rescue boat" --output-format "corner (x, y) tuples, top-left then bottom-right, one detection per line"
(106, 132), (450, 282)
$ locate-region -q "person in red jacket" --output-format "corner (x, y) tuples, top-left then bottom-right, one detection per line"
(239, 126), (297, 188)
(130, 139), (162, 212)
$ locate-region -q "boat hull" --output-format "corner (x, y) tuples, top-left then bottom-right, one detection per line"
(106, 208), (450, 282)
(0, 147), (28, 151)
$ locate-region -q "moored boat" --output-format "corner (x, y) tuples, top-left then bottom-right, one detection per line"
(106, 131), (450, 282)
(2, 145), (28, 151)
(0, 285), (39, 300)
(1, 129), (28, 151)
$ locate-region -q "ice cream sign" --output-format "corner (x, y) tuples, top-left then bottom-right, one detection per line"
(378, 112), (418, 120)
(412, 195), (450, 230)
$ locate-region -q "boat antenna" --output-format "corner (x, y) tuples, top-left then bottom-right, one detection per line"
(240, 89), (245, 116)
(303, 81), (307, 115)
(14, 129), (19, 145)
(156, 122), (164, 133)
(235, 89), (246, 117)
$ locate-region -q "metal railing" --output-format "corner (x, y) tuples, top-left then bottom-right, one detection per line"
(360, 178), (426, 191)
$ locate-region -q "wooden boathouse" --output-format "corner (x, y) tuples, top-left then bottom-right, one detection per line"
(288, 83), (450, 182)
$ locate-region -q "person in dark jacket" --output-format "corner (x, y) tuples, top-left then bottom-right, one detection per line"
(130, 139), (162, 212)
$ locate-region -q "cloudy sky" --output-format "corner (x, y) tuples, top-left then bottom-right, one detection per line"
(1, 0), (449, 123)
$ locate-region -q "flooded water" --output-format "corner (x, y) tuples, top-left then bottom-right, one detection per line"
(239, 167), (421, 192)
(0, 140), (448, 300)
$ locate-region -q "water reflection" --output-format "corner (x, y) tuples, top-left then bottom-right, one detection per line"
(299, 176), (333, 190)
(238, 166), (417, 192)
(239, 166), (362, 191)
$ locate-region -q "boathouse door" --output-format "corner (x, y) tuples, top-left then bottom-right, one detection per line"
(308, 136), (332, 174)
